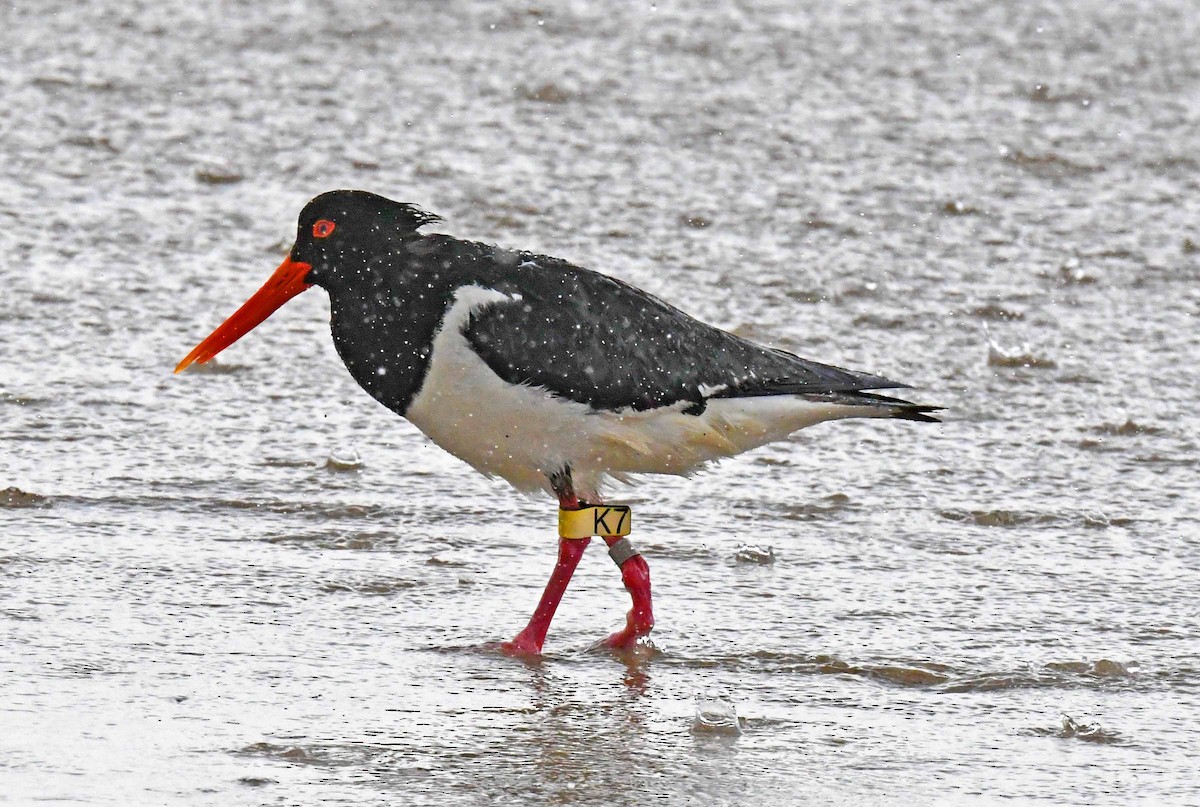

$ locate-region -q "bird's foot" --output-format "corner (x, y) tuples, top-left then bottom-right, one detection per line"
(499, 629), (544, 657)
(600, 606), (655, 650)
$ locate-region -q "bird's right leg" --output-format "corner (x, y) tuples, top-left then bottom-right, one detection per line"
(500, 470), (589, 656)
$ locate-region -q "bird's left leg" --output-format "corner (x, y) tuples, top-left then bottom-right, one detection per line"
(600, 534), (655, 649)
(501, 534), (589, 656)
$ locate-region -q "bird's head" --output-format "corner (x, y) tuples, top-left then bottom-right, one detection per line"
(175, 190), (439, 373)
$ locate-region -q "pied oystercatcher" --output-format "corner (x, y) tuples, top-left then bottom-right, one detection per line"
(177, 190), (940, 655)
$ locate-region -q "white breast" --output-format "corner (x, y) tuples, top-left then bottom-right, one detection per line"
(405, 285), (884, 500)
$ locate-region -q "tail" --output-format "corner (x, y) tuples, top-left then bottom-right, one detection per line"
(852, 391), (944, 423)
(800, 390), (944, 423)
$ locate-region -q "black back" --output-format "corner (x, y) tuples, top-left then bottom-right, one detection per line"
(460, 249), (902, 413)
(295, 191), (906, 417)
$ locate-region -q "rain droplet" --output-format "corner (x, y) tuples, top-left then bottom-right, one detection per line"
(692, 691), (742, 735)
(326, 446), (363, 472)
(734, 544), (775, 565)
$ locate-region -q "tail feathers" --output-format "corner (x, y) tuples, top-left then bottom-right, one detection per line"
(888, 404), (943, 423)
(851, 391), (944, 423)
(796, 390), (944, 423)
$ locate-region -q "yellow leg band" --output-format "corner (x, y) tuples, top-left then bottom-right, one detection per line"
(558, 505), (632, 539)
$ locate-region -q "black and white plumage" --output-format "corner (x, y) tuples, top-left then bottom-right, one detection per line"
(180, 190), (939, 502)
(175, 189), (940, 654)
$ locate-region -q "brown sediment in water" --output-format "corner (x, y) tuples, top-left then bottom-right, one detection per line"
(0, 487), (50, 508)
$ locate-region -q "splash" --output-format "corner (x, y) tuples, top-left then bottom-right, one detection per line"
(985, 326), (1057, 369)
(692, 691), (742, 735)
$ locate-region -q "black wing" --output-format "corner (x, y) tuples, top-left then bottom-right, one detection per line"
(462, 252), (906, 413)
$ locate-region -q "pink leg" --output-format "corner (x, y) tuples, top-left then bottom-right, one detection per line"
(502, 534), (591, 656)
(601, 535), (655, 649)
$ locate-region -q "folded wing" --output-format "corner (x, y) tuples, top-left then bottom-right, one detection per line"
(462, 255), (910, 414)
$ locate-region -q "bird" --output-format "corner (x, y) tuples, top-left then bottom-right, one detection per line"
(176, 189), (940, 655)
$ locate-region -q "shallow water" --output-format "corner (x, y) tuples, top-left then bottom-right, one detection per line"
(3, 1), (1199, 804)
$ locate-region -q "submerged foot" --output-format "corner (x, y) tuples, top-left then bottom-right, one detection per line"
(499, 630), (544, 657)
(600, 606), (654, 650)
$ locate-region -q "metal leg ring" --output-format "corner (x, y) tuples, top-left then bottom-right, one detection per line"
(607, 537), (641, 567)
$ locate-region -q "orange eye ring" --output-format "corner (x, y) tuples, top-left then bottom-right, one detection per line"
(312, 219), (336, 238)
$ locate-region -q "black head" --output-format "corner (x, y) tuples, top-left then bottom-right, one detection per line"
(176, 190), (441, 373)
(292, 190), (441, 286)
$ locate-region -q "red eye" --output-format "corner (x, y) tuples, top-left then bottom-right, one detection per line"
(312, 219), (336, 238)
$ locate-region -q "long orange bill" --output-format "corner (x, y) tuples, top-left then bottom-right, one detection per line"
(175, 255), (313, 373)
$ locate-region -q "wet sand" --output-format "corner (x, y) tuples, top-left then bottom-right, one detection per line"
(2, 1), (1198, 804)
